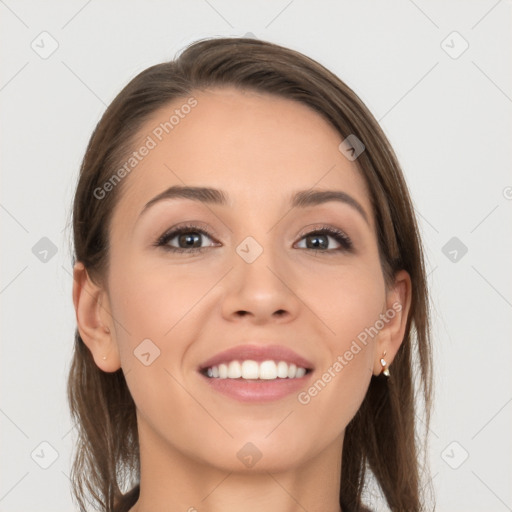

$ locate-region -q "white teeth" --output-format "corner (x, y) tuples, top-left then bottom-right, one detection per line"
(295, 367), (306, 378)
(241, 360), (259, 379)
(277, 361), (289, 378)
(204, 359), (309, 380)
(259, 360), (277, 380)
(227, 360), (242, 378)
(218, 363), (228, 379)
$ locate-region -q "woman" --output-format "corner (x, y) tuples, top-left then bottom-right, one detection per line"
(68, 36), (433, 512)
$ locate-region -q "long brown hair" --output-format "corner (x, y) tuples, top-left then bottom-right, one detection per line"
(68, 36), (433, 512)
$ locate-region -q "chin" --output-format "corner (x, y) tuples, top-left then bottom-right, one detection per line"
(188, 435), (318, 475)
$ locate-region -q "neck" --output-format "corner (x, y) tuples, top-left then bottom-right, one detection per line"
(129, 417), (344, 512)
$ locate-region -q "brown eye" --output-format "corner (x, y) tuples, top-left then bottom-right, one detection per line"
(155, 225), (218, 253)
(295, 226), (353, 253)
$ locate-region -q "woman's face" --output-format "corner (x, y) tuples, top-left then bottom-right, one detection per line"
(97, 87), (401, 472)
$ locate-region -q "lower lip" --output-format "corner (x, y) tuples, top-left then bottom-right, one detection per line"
(200, 372), (313, 403)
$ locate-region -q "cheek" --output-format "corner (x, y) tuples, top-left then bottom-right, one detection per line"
(293, 260), (383, 413)
(107, 256), (216, 348)
(295, 352), (372, 462)
(295, 256), (386, 342)
(105, 258), (212, 427)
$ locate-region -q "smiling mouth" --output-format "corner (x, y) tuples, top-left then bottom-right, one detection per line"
(200, 359), (312, 380)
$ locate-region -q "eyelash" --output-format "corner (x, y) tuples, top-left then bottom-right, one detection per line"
(154, 223), (353, 255)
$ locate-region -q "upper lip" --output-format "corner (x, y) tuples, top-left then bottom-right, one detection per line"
(198, 344), (315, 371)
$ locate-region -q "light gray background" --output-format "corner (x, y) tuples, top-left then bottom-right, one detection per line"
(1, 1), (511, 511)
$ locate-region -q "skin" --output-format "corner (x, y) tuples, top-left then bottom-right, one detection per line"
(73, 87), (411, 512)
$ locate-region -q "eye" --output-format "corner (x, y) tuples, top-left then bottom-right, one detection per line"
(154, 223), (219, 253)
(154, 223), (353, 255)
(295, 226), (353, 253)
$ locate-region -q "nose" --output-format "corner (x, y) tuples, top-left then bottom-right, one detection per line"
(220, 239), (300, 325)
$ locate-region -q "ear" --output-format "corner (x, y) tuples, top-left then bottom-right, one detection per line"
(372, 269), (412, 376)
(72, 261), (121, 373)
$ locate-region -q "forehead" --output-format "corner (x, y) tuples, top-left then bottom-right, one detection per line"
(111, 87), (373, 231)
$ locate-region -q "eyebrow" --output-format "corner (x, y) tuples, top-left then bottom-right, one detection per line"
(139, 185), (370, 225)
